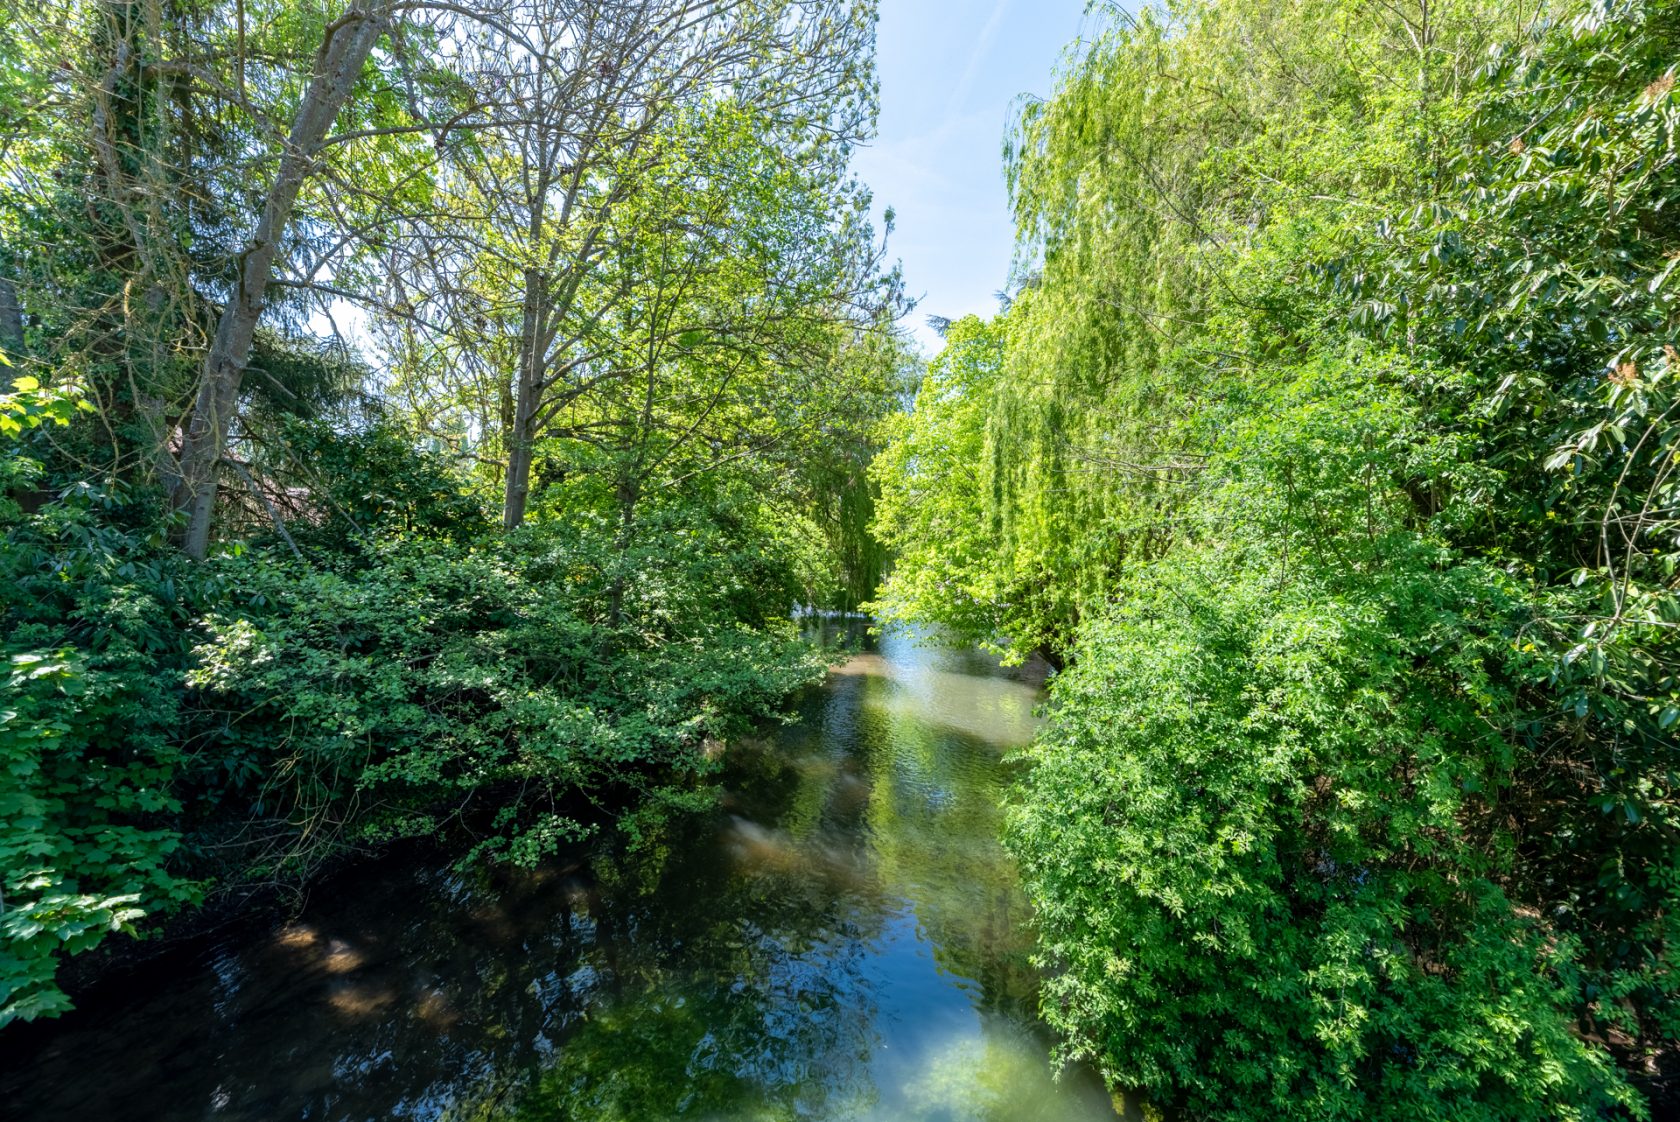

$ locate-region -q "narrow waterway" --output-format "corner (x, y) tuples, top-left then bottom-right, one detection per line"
(3, 626), (1122, 1122)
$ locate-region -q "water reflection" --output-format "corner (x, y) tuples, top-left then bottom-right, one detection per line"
(1, 626), (1116, 1122)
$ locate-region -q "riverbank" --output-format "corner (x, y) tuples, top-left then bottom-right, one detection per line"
(3, 629), (1119, 1122)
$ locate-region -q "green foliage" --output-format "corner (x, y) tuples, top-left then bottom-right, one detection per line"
(1011, 362), (1641, 1119)
(0, 377), (196, 1025)
(872, 0), (1680, 1115)
(0, 0), (897, 1036)
(186, 519), (827, 875)
(0, 652), (195, 1024)
(1340, 0), (1680, 743)
(0, 375), (91, 499)
(0, 408), (832, 1025)
(262, 416), (489, 552)
(0, 484), (203, 1025)
(869, 317), (1057, 654)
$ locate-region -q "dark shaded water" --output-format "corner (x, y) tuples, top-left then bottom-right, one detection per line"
(3, 627), (1122, 1122)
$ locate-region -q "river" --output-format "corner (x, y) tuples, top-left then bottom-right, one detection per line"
(2, 625), (1123, 1122)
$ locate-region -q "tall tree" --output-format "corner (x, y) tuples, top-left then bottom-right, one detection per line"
(378, 0), (883, 529)
(172, 0), (392, 557)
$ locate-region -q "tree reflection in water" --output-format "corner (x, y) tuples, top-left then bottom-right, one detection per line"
(501, 628), (1115, 1122)
(4, 628), (1120, 1122)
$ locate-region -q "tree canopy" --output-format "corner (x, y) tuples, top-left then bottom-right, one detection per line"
(0, 0), (909, 1025)
(872, 0), (1678, 1115)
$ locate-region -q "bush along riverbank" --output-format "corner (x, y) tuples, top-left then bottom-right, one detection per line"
(871, 1), (1680, 1117)
(0, 0), (912, 1030)
(1, 394), (851, 1025)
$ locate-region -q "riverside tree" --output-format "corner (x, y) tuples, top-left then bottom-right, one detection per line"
(872, 0), (1679, 1116)
(0, 0), (905, 1025)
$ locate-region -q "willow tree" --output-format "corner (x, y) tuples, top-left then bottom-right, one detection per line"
(876, 0), (1680, 1116)
(873, 0), (1523, 661)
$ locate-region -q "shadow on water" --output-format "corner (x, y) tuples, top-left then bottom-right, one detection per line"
(1, 624), (1125, 1122)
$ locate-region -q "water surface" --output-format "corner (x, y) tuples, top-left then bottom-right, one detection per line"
(2, 627), (1121, 1122)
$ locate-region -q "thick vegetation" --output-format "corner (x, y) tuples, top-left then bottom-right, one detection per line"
(0, 0), (909, 1026)
(873, 0), (1678, 1117)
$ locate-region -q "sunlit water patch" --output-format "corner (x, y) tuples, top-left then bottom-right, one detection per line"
(1, 626), (1121, 1122)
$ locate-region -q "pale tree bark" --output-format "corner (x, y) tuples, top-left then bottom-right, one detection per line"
(494, 1), (616, 533)
(502, 266), (547, 530)
(174, 1), (390, 558)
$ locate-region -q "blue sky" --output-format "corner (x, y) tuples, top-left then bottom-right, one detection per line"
(854, 0), (1101, 354)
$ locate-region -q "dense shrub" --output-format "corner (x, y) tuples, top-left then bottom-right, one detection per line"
(184, 508), (829, 875)
(875, 0), (1680, 1114)
(1, 378), (203, 1022)
(1, 402), (830, 1026)
(1010, 365), (1647, 1119)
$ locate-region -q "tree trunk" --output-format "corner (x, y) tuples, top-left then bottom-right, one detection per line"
(502, 268), (546, 531)
(502, 407), (536, 530)
(606, 475), (638, 629)
(0, 275), (22, 360)
(174, 2), (389, 558)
